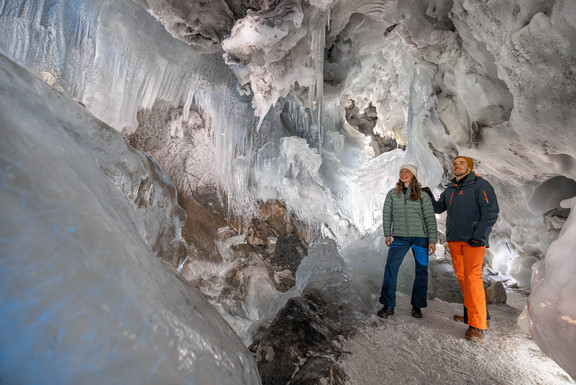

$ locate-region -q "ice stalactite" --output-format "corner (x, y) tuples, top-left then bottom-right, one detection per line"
(308, 6), (329, 155)
(405, 62), (443, 189)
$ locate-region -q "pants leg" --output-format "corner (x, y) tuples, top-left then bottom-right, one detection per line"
(462, 244), (488, 329)
(448, 241), (488, 330)
(448, 242), (465, 292)
(379, 237), (411, 307)
(463, 306), (490, 324)
(411, 238), (429, 308)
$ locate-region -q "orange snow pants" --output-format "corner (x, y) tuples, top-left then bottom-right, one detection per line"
(448, 241), (488, 330)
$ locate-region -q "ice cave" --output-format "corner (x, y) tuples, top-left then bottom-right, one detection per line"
(1, 0), (575, 384)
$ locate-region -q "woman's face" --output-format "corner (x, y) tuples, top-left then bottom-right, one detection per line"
(399, 168), (414, 184)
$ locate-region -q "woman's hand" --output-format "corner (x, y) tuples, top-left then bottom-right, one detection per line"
(385, 237), (392, 247)
(428, 243), (436, 255)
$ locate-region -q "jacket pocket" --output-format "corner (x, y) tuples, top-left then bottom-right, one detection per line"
(470, 221), (478, 236)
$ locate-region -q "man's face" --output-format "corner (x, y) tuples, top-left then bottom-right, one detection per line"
(452, 158), (471, 178)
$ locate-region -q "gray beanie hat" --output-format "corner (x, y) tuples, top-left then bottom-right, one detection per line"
(400, 164), (418, 178)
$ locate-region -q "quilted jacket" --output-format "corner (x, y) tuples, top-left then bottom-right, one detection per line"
(382, 186), (438, 244)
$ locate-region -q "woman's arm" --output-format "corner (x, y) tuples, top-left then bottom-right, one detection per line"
(382, 190), (393, 239)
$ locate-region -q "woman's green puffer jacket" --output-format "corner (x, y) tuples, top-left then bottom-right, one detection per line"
(382, 187), (438, 244)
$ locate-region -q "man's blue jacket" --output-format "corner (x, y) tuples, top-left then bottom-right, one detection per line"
(432, 173), (499, 245)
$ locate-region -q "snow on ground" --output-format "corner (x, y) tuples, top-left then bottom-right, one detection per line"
(340, 291), (574, 385)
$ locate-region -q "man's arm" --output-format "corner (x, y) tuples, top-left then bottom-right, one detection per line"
(423, 187), (446, 214)
(471, 180), (499, 242)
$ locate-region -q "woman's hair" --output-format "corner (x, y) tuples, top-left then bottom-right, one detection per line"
(396, 176), (422, 201)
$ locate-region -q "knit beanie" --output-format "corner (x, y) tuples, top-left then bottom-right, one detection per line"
(400, 164), (418, 178)
(454, 156), (474, 172)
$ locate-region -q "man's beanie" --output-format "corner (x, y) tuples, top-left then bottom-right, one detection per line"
(400, 164), (418, 178)
(454, 156), (474, 172)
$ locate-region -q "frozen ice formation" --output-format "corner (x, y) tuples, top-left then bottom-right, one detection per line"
(518, 195), (576, 379)
(0, 54), (260, 384)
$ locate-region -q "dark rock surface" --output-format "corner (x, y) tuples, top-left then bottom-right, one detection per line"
(254, 272), (372, 385)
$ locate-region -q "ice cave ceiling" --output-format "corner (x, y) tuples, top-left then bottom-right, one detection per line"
(1, 0), (576, 383)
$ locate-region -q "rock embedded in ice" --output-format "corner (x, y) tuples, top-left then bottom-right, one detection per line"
(485, 281), (507, 304)
(254, 270), (372, 385)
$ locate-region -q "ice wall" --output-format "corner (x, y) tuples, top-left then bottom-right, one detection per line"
(518, 195), (576, 379)
(0, 54), (260, 384)
(220, 0), (446, 243)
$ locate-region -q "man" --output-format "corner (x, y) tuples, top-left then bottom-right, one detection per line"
(425, 156), (499, 342)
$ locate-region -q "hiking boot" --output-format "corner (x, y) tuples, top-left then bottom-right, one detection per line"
(411, 306), (423, 318)
(465, 326), (484, 342)
(453, 315), (490, 328)
(453, 314), (465, 323)
(377, 305), (394, 318)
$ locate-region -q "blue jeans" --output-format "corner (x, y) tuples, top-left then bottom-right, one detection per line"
(379, 237), (429, 308)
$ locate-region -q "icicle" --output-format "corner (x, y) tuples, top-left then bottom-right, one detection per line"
(308, 7), (329, 156)
(405, 60), (443, 189)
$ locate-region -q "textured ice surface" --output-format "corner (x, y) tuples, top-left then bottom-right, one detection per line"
(518, 195), (576, 379)
(0, 54), (260, 385)
(295, 238), (349, 291)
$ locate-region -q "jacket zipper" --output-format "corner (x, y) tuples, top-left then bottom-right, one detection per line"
(404, 196), (409, 236)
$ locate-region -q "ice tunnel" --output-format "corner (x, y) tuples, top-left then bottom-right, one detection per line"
(1, 0), (576, 383)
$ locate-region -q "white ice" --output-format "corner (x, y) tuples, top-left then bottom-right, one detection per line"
(518, 195), (576, 379)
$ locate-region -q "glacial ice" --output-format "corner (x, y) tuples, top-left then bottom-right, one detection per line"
(518, 195), (576, 379)
(0, 53), (260, 384)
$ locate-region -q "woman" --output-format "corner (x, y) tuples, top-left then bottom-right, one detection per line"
(377, 164), (437, 319)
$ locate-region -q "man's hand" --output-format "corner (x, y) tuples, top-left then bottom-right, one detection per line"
(428, 243), (436, 255)
(468, 238), (486, 247)
(422, 187), (434, 198)
(385, 237), (392, 247)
